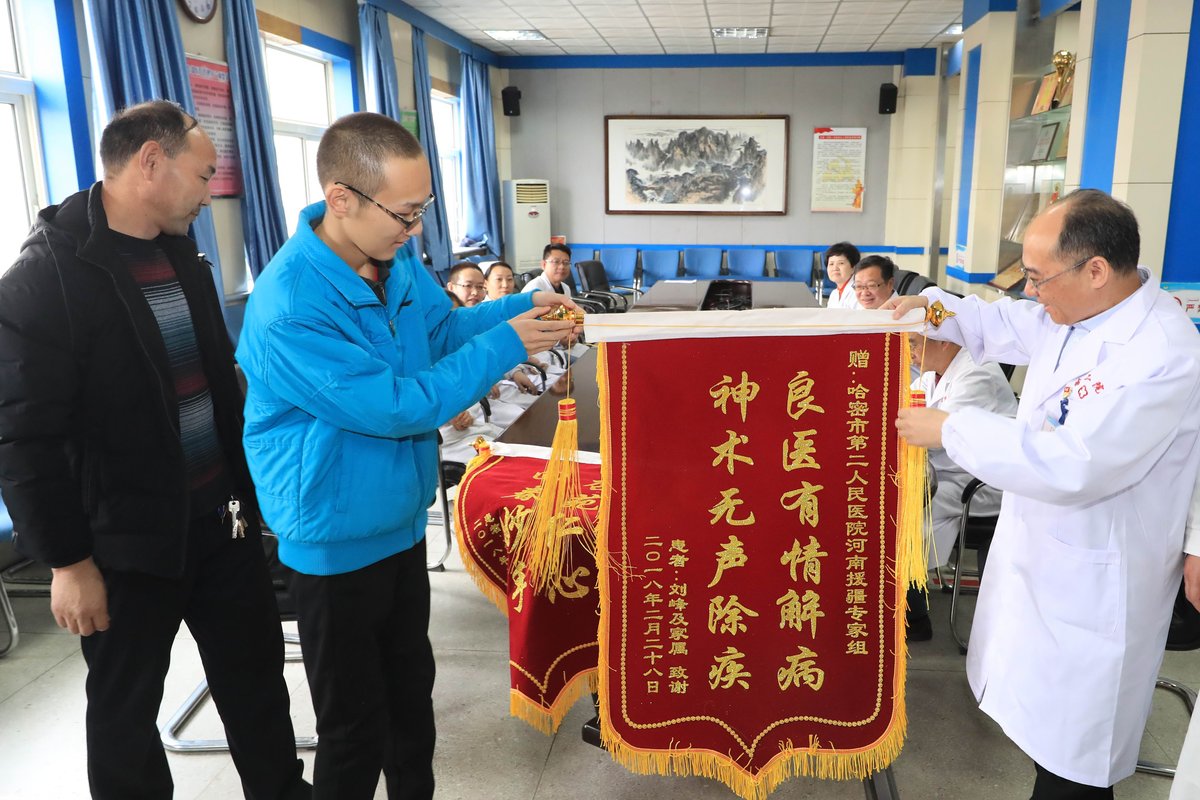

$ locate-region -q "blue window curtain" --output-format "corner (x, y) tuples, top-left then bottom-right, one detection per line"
(460, 54), (503, 257)
(359, 4), (401, 119)
(411, 30), (452, 273)
(83, 0), (229, 320)
(223, 0), (288, 278)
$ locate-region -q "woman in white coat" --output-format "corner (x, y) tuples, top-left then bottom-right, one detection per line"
(889, 190), (1200, 798)
(822, 241), (861, 309)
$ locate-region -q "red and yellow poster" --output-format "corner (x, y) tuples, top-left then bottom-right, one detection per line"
(591, 309), (924, 799)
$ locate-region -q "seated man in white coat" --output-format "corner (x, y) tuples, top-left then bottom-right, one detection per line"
(904, 333), (1019, 640)
(909, 333), (1018, 570)
(522, 243), (574, 297)
(851, 255), (900, 310)
(888, 189), (1200, 799)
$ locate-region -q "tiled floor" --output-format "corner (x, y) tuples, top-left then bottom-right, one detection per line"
(0, 534), (1194, 800)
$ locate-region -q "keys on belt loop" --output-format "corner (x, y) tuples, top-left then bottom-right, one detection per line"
(227, 497), (246, 539)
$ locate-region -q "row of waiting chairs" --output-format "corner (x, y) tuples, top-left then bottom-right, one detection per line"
(594, 247), (822, 291)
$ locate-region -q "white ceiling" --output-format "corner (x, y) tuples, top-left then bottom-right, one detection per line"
(401, 0), (964, 57)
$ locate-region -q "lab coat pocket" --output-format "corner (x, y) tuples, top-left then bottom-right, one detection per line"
(1026, 533), (1120, 637)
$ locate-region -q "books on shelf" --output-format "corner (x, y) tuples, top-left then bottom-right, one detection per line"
(1031, 122), (1060, 162)
(1030, 72), (1059, 115)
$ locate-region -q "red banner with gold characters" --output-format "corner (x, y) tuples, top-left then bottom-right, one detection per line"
(455, 445), (603, 733)
(594, 325), (923, 800)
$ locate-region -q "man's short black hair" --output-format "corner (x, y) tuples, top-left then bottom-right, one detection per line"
(99, 100), (200, 175)
(853, 255), (896, 283)
(1052, 189), (1140, 275)
(317, 112), (424, 196)
(447, 261), (484, 283)
(543, 243), (571, 261)
(825, 242), (862, 268)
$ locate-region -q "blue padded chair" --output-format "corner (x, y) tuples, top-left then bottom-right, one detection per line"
(727, 249), (767, 278)
(682, 248), (722, 278)
(0, 497), (18, 657)
(640, 250), (681, 289)
(597, 248), (639, 294)
(774, 249), (814, 282)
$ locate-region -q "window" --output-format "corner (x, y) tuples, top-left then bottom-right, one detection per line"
(262, 39), (332, 236)
(431, 90), (464, 244)
(0, 0), (43, 275)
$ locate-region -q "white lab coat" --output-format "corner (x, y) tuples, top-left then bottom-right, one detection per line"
(917, 348), (1018, 568)
(827, 282), (859, 309)
(1169, 482), (1200, 799)
(520, 273), (572, 297)
(923, 269), (1200, 786)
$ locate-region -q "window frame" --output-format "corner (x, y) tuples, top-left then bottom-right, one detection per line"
(0, 0), (47, 270)
(261, 35), (336, 239)
(430, 88), (465, 245)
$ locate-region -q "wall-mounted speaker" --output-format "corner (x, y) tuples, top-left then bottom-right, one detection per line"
(502, 86), (522, 117)
(878, 83), (898, 114)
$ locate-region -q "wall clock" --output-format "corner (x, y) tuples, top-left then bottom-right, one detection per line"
(179, 0), (217, 24)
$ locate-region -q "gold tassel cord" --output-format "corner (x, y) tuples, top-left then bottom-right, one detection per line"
(896, 333), (931, 591)
(508, 344), (599, 595)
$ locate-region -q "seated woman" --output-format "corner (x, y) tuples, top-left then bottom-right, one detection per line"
(484, 261), (516, 301)
(824, 242), (861, 309)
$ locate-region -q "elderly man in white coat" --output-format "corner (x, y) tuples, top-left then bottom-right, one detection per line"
(886, 189), (1200, 799)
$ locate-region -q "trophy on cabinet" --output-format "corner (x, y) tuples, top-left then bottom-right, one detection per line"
(1051, 50), (1076, 109)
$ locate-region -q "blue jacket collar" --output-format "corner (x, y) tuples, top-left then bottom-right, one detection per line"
(296, 201), (401, 310)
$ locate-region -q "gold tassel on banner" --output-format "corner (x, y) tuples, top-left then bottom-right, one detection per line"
(509, 392), (597, 595)
(896, 334), (930, 591)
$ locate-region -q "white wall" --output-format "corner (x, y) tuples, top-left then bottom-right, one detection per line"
(507, 65), (894, 247)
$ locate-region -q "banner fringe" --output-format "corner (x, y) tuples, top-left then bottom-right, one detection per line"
(453, 446), (511, 616)
(509, 670), (599, 735)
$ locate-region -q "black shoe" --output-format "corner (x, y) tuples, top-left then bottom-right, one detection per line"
(906, 613), (933, 642)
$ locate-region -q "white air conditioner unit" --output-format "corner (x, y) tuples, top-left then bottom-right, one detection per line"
(502, 179), (551, 272)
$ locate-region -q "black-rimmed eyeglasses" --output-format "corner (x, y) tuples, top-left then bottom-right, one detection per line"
(335, 181), (435, 232)
(1019, 255), (1092, 290)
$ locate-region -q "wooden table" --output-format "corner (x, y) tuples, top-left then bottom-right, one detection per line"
(497, 348), (602, 452)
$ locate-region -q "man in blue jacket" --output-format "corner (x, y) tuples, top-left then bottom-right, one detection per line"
(236, 112), (577, 800)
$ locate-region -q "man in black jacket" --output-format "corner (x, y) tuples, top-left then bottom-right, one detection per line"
(0, 101), (309, 799)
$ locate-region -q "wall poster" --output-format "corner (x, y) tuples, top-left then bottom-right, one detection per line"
(811, 127), (866, 213)
(186, 54), (243, 198)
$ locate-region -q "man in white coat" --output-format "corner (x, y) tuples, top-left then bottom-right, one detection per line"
(521, 243), (574, 297)
(887, 189), (1200, 798)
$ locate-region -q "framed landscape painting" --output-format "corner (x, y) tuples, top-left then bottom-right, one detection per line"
(605, 115), (789, 215)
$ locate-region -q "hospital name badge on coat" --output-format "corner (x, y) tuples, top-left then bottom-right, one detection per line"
(1041, 372), (1108, 431)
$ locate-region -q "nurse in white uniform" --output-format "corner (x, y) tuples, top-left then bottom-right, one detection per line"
(823, 242), (861, 309)
(888, 190), (1200, 798)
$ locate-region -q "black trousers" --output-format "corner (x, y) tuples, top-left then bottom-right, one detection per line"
(1030, 763), (1114, 800)
(80, 514), (307, 800)
(292, 541), (436, 800)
